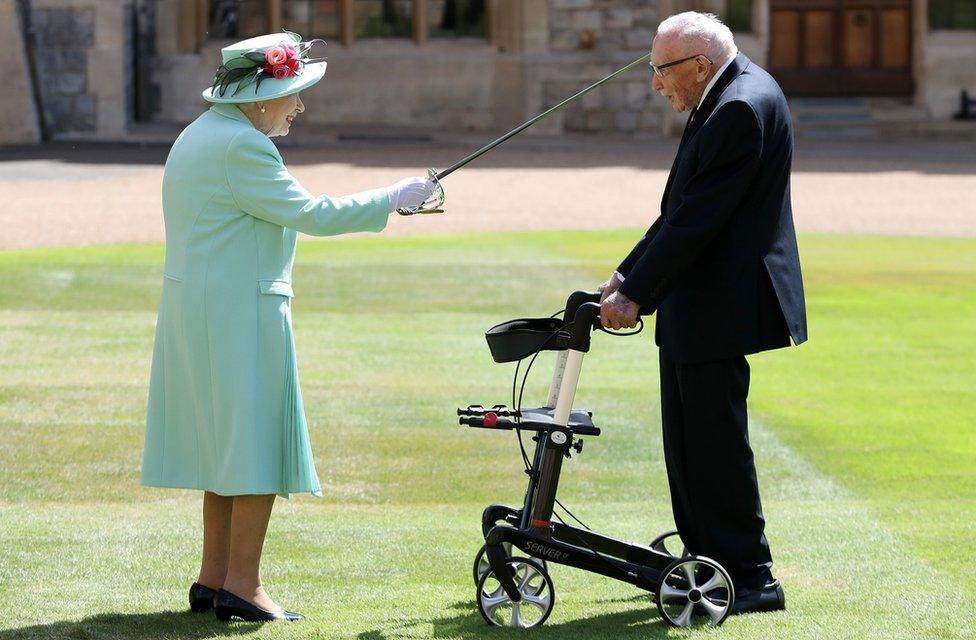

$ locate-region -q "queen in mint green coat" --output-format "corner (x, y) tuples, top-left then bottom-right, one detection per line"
(141, 35), (434, 500)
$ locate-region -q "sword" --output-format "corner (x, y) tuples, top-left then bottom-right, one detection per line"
(398, 52), (652, 216)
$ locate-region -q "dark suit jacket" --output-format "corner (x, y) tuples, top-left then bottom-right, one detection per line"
(617, 53), (807, 364)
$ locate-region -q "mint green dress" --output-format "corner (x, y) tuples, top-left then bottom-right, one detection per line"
(141, 103), (391, 498)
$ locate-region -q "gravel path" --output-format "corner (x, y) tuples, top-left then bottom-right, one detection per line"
(1, 134), (974, 250)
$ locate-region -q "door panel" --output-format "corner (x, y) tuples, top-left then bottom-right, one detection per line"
(805, 10), (835, 69)
(772, 10), (801, 69)
(769, 0), (913, 96)
(844, 9), (875, 68)
(879, 9), (910, 69)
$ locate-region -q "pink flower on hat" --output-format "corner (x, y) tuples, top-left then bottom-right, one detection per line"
(265, 45), (288, 66)
(262, 42), (300, 79)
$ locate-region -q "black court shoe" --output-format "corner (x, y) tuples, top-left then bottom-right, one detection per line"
(189, 582), (217, 612)
(730, 579), (786, 615)
(214, 588), (303, 622)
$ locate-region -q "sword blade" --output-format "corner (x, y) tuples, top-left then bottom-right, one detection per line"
(435, 52), (651, 181)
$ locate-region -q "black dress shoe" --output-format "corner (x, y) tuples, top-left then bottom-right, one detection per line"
(214, 588), (303, 622)
(730, 580), (786, 615)
(189, 582), (217, 612)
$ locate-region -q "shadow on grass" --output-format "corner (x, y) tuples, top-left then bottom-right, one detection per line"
(358, 598), (677, 640)
(0, 611), (263, 640)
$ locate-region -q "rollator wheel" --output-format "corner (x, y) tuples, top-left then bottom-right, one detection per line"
(473, 543), (547, 588)
(655, 556), (734, 628)
(477, 557), (555, 628)
(649, 529), (688, 558)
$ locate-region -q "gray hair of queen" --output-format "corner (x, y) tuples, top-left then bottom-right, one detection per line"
(656, 12), (738, 66)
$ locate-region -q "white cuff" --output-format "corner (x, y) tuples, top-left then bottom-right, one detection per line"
(613, 271), (625, 283)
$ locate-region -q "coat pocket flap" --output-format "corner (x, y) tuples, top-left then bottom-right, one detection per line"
(259, 280), (294, 297)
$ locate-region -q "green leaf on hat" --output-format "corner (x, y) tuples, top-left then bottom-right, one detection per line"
(244, 51), (267, 64)
(224, 57), (257, 71)
(283, 29), (302, 43)
(218, 67), (250, 96)
(232, 69), (261, 96)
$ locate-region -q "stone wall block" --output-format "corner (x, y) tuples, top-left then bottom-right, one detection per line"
(603, 83), (626, 109)
(572, 10), (602, 31)
(638, 110), (661, 130)
(57, 73), (86, 94)
(603, 8), (633, 29)
(75, 8), (96, 46)
(74, 94), (96, 128)
(551, 0), (595, 8)
(550, 10), (574, 29)
(563, 107), (587, 130)
(580, 84), (603, 109)
(633, 10), (661, 30)
(586, 109), (614, 130)
(32, 8), (48, 28)
(615, 110), (638, 131)
(549, 29), (579, 51)
(595, 29), (625, 50)
(625, 28), (654, 50)
(627, 82), (650, 109)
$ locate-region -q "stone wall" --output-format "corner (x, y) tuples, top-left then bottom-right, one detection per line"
(29, 4), (97, 133)
(545, 0), (661, 133)
(146, 0), (669, 136)
(151, 39), (500, 131)
(26, 0), (132, 140)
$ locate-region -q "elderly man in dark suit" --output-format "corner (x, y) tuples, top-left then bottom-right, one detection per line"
(599, 12), (807, 615)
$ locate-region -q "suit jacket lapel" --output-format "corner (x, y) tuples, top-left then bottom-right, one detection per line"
(659, 54), (751, 212)
(684, 53), (750, 140)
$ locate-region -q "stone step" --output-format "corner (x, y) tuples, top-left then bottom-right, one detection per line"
(786, 96), (972, 138)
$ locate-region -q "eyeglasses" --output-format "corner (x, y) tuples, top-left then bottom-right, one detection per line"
(649, 54), (712, 77)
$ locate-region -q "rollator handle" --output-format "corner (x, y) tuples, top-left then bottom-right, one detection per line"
(563, 290), (651, 330)
(563, 290), (602, 324)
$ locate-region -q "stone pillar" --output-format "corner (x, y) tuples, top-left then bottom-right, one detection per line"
(87, 0), (131, 138)
(489, 0), (549, 131)
(0, 0), (42, 145)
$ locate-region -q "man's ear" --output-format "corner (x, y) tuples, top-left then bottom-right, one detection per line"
(696, 56), (711, 82)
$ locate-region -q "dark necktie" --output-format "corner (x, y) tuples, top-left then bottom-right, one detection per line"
(677, 106), (699, 150)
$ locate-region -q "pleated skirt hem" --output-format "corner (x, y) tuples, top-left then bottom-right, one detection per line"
(280, 318), (322, 499)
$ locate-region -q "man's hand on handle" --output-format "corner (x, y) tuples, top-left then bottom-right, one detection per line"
(598, 272), (623, 304)
(601, 289), (639, 330)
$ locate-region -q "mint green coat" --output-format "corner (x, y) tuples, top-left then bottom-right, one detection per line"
(141, 103), (391, 498)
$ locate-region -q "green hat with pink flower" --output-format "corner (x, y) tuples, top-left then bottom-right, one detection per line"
(202, 31), (327, 103)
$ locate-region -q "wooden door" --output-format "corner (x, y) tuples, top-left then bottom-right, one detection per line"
(769, 0), (914, 95)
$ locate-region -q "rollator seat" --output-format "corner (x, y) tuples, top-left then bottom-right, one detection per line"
(485, 318), (570, 363)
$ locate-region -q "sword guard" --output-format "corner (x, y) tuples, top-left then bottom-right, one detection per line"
(397, 168), (445, 216)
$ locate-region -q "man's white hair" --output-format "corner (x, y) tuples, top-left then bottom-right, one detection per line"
(657, 12), (737, 65)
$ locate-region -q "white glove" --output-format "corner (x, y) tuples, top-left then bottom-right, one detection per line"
(386, 176), (435, 211)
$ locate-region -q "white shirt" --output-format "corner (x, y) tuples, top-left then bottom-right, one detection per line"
(612, 52), (738, 285)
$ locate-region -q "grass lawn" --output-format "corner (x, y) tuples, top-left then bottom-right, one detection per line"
(0, 230), (973, 639)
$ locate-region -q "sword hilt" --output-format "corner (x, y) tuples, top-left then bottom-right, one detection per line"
(397, 168), (445, 216)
